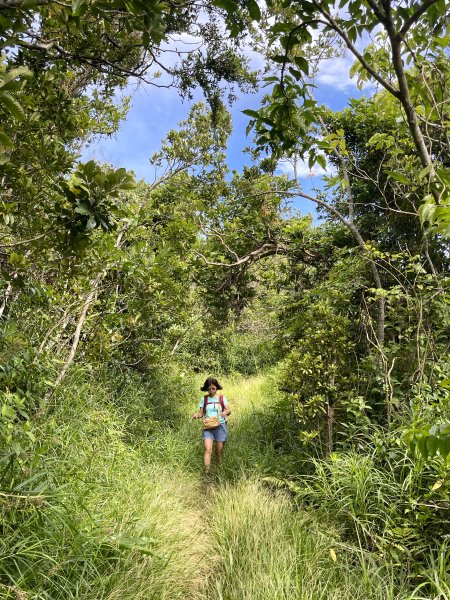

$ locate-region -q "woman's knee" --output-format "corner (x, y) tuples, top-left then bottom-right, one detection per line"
(204, 442), (213, 456)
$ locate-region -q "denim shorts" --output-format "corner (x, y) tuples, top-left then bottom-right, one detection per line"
(202, 423), (228, 442)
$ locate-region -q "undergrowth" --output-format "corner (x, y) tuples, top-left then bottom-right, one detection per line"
(0, 367), (442, 599)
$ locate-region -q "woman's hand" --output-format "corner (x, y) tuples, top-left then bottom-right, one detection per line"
(192, 412), (201, 419)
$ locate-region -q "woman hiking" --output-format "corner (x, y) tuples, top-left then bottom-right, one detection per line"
(192, 377), (231, 472)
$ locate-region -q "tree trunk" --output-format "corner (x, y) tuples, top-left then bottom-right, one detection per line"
(53, 272), (103, 389)
(327, 401), (334, 455)
(327, 366), (336, 455)
(0, 281), (13, 318)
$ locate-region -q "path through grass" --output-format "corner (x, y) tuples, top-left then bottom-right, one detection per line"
(144, 374), (406, 600)
(14, 372), (411, 599)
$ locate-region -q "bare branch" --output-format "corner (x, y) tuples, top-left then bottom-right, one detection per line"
(0, 230), (52, 248)
(194, 242), (284, 268)
(53, 272), (103, 389)
(199, 224), (240, 261)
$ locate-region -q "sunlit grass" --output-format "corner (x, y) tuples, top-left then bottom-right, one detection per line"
(206, 479), (403, 600)
(0, 369), (421, 599)
(0, 369), (214, 599)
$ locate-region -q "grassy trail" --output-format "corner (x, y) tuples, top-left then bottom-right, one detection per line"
(144, 375), (401, 600)
(0, 372), (417, 598)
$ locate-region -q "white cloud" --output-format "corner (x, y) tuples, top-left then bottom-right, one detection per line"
(241, 43), (266, 73)
(313, 21), (383, 93)
(316, 53), (375, 92)
(277, 157), (336, 180)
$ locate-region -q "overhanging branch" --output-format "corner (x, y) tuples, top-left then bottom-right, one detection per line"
(398, 0), (442, 39)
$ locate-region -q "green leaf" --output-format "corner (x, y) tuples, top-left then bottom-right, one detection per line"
(0, 91), (25, 121)
(0, 130), (13, 149)
(418, 164), (433, 180)
(75, 205), (91, 215)
(437, 437), (450, 458)
(427, 436), (438, 457)
(270, 22), (293, 33)
(212, 0), (237, 12)
(288, 67), (303, 79)
(293, 55), (309, 75)
(386, 171), (413, 185)
(271, 55), (287, 64)
(1, 404), (16, 419)
(242, 109), (260, 118)
(418, 198), (436, 226)
(316, 154), (327, 170)
(416, 436), (428, 458)
(439, 379), (450, 391)
(230, 21), (240, 38)
(72, 0), (85, 16)
(0, 67), (32, 91)
(247, 0), (261, 20)
(25, 431), (36, 443)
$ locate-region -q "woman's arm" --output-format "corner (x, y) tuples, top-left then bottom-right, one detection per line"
(220, 403), (231, 418)
(192, 407), (204, 419)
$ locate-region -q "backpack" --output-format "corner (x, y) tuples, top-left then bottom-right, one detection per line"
(203, 394), (225, 413)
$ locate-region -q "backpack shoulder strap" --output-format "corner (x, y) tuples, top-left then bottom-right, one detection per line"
(203, 395), (224, 412)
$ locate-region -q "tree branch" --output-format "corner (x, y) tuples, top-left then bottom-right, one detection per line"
(365, 0), (387, 25)
(53, 272), (102, 389)
(310, 0), (400, 98)
(381, 0), (435, 172)
(199, 224), (240, 261)
(292, 159), (385, 346)
(194, 242), (284, 268)
(0, 230), (52, 247)
(398, 0), (442, 39)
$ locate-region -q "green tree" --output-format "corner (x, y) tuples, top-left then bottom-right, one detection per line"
(226, 0), (450, 233)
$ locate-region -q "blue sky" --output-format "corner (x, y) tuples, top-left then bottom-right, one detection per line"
(83, 50), (372, 216)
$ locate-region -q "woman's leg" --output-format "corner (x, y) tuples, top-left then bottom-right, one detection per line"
(215, 442), (225, 465)
(203, 438), (214, 470)
(214, 424), (228, 466)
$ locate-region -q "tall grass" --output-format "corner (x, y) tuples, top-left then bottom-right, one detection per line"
(205, 479), (402, 600)
(0, 366), (214, 599)
(0, 368), (431, 599)
(196, 375), (409, 600)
